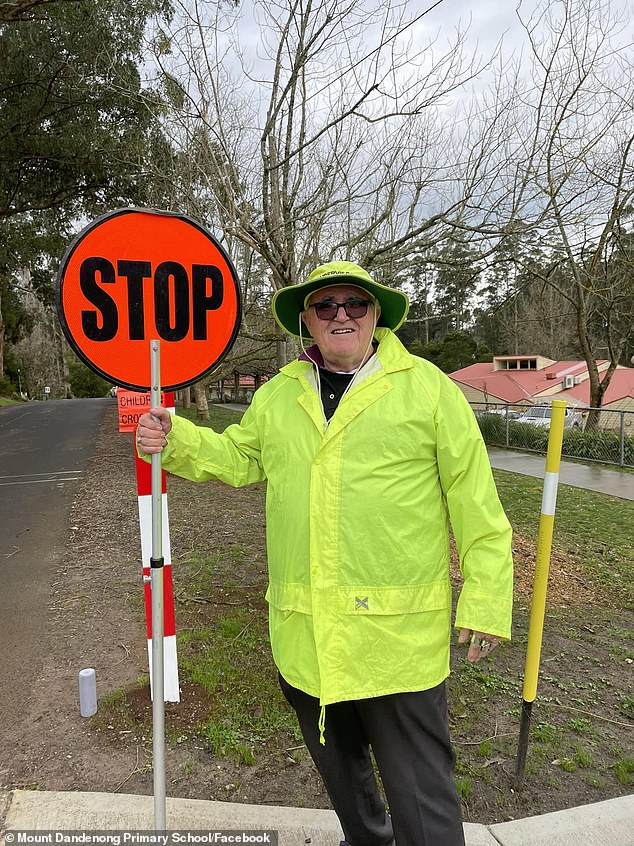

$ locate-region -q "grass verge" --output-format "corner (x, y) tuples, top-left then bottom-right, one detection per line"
(493, 469), (633, 606)
(177, 404), (243, 431)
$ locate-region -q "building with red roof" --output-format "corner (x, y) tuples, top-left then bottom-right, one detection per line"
(450, 355), (634, 429)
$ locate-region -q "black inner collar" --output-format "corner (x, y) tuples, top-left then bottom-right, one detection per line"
(318, 368), (355, 421)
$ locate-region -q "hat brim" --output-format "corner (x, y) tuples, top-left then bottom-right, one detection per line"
(272, 275), (409, 338)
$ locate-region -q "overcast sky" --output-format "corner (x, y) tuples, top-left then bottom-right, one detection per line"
(211, 0), (632, 109)
(420, 0), (526, 51)
(420, 0), (632, 63)
(163, 0), (633, 93)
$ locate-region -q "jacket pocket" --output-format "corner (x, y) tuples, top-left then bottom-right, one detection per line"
(338, 580), (451, 615)
(265, 580), (313, 614)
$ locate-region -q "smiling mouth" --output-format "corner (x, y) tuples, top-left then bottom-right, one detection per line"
(331, 328), (355, 334)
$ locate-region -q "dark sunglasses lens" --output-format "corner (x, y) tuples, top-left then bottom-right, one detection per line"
(314, 303), (338, 319)
(313, 300), (370, 320)
(345, 300), (370, 318)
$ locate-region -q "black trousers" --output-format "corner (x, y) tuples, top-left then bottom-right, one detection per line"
(279, 675), (465, 846)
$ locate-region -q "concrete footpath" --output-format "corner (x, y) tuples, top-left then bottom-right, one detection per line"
(488, 447), (634, 500)
(1, 790), (633, 845)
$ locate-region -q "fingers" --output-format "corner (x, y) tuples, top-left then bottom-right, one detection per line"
(136, 407), (171, 454)
(458, 627), (471, 645)
(150, 406), (173, 433)
(459, 629), (500, 664)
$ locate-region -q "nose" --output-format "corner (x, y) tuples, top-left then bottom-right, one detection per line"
(333, 304), (351, 321)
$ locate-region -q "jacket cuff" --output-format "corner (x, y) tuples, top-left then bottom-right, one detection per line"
(454, 588), (512, 640)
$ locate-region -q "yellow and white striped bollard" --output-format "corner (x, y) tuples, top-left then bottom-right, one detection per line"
(515, 399), (567, 788)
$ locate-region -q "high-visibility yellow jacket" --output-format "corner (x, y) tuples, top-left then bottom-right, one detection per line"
(154, 329), (513, 706)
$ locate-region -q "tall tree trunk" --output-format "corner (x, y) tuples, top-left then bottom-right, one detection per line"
(276, 334), (287, 370)
(53, 316), (71, 398)
(574, 291), (607, 431)
(182, 386), (191, 409)
(423, 292), (429, 345)
(193, 381), (209, 419)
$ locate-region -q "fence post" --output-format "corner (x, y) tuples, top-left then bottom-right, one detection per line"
(505, 405), (510, 447)
(620, 412), (625, 468)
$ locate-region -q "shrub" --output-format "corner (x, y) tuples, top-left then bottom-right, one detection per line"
(0, 376), (16, 397)
(475, 410), (634, 466)
(563, 429), (634, 465)
(475, 413), (507, 445)
(66, 354), (111, 398)
(508, 422), (549, 452)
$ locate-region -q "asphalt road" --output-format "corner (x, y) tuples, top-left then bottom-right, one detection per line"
(0, 398), (110, 732)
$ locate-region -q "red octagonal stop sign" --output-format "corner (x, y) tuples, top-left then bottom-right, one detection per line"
(57, 208), (242, 391)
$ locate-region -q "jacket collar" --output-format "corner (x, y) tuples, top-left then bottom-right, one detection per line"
(374, 328), (415, 374)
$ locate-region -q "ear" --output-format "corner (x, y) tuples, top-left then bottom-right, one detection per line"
(301, 307), (315, 336)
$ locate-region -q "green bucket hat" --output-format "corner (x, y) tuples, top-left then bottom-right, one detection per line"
(271, 260), (409, 338)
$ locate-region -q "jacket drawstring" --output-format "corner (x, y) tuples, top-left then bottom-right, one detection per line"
(318, 704), (326, 745)
(298, 314), (328, 430)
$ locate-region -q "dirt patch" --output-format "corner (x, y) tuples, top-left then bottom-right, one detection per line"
(449, 533), (601, 607)
(124, 683), (214, 732)
(2, 403), (632, 823)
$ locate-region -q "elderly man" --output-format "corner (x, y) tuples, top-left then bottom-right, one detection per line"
(137, 260), (513, 846)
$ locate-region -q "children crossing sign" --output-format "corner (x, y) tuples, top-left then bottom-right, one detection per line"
(56, 208), (242, 390)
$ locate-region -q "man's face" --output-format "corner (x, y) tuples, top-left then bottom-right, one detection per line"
(302, 284), (379, 370)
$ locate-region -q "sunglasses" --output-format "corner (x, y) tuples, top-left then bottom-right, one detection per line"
(309, 298), (373, 321)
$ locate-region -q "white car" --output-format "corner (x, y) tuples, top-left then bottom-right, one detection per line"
(480, 407), (522, 420)
(516, 405), (584, 430)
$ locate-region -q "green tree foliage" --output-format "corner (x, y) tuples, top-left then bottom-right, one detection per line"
(0, 1), (63, 22)
(477, 222), (536, 354)
(0, 0), (172, 378)
(595, 211), (634, 367)
(408, 331), (490, 374)
(474, 232), (580, 360)
(66, 352), (111, 398)
(393, 252), (437, 347)
(0, 277), (33, 345)
(0, 0), (170, 221)
(433, 240), (481, 335)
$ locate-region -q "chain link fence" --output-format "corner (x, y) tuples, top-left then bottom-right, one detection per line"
(471, 402), (634, 469)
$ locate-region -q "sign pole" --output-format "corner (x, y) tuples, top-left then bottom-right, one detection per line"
(150, 339), (166, 828)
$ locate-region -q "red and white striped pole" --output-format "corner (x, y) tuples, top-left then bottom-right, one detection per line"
(133, 390), (180, 703)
